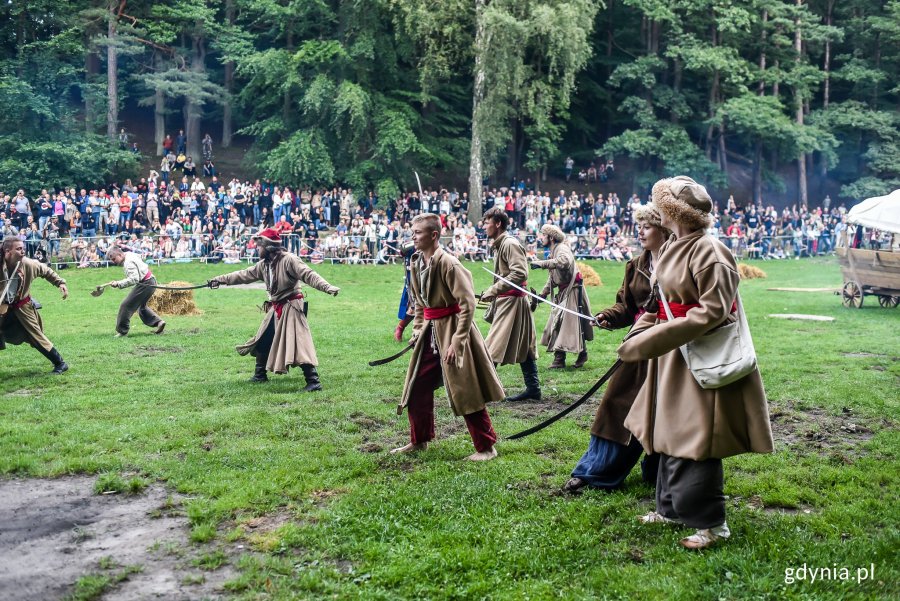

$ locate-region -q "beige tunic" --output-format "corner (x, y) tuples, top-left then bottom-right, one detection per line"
(1, 258), (66, 352)
(619, 231), (774, 460)
(483, 233), (536, 364)
(216, 252), (337, 373)
(399, 248), (505, 416)
(533, 242), (593, 353)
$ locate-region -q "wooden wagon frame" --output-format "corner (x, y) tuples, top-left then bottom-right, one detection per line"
(835, 190), (900, 309)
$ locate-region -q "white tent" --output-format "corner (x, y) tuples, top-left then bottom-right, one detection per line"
(847, 189), (900, 234)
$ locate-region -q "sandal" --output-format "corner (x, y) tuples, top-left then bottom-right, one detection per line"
(638, 511), (681, 525)
(562, 477), (587, 493)
(680, 522), (731, 550)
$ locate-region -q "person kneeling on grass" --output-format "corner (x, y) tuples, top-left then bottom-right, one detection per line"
(105, 245), (166, 337)
(392, 213), (504, 462)
(208, 228), (339, 391)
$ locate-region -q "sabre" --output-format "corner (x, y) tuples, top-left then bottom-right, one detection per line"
(413, 171), (424, 197)
(482, 267), (601, 325)
(506, 359), (623, 440)
(368, 343), (414, 367)
(149, 282), (219, 291)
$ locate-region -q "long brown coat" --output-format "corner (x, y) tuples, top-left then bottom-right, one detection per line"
(619, 231), (774, 460)
(1, 258), (66, 352)
(533, 242), (593, 353)
(483, 232), (536, 364)
(216, 251), (337, 373)
(399, 248), (505, 416)
(590, 251), (654, 443)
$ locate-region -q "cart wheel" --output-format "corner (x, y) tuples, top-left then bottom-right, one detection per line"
(878, 295), (899, 309)
(842, 281), (863, 308)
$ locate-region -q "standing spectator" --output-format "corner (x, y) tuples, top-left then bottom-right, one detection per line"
(564, 156), (574, 182)
(176, 129), (187, 154)
(202, 133), (213, 161)
(162, 133), (174, 155)
(118, 128), (129, 150)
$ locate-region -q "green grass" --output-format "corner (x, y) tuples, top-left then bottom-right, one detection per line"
(2, 258), (898, 600)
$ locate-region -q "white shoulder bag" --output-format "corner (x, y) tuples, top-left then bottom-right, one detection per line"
(658, 286), (757, 389)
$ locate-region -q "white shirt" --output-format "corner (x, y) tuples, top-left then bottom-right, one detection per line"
(115, 252), (151, 288)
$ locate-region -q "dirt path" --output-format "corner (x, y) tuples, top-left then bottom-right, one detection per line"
(0, 476), (236, 601)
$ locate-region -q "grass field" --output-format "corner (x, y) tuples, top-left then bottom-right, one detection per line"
(1, 257), (898, 600)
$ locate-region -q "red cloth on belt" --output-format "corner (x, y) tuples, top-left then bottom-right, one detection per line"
(11, 295), (32, 310)
(142, 270), (153, 282)
(273, 293), (304, 319)
(498, 280), (527, 298)
(657, 299), (737, 321)
(423, 303), (461, 320)
(559, 273), (583, 290)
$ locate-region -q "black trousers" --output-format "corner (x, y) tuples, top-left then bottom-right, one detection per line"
(656, 453), (725, 529)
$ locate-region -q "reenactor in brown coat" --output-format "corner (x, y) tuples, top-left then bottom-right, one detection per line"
(210, 228), (340, 390)
(1, 238), (69, 374)
(392, 214), (505, 461)
(619, 176), (773, 550)
(531, 224), (593, 368)
(480, 207), (540, 402)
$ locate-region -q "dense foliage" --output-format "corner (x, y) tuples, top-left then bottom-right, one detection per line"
(0, 1), (897, 203)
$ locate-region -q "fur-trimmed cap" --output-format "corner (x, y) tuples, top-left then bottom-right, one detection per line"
(652, 176), (713, 230)
(540, 224), (565, 243)
(632, 202), (666, 230)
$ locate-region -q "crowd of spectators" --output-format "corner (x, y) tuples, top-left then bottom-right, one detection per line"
(0, 133), (892, 266)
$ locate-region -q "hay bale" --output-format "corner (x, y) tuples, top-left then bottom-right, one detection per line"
(737, 263), (767, 280)
(147, 281), (202, 316)
(576, 261), (602, 287)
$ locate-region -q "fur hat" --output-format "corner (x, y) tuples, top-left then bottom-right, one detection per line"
(652, 176), (713, 230)
(632, 202), (672, 236)
(540, 224), (565, 243)
(252, 227), (282, 247)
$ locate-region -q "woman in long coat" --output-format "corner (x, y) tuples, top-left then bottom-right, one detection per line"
(618, 176), (774, 550)
(564, 204), (668, 492)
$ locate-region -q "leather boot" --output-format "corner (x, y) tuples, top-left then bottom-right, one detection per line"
(548, 351), (566, 369)
(301, 364), (322, 392)
(249, 356), (268, 382)
(574, 350), (588, 368)
(39, 346), (69, 375)
(505, 357), (541, 402)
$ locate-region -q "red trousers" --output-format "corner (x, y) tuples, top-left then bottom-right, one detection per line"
(407, 334), (497, 452)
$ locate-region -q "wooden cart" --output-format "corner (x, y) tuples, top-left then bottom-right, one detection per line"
(836, 190), (900, 309)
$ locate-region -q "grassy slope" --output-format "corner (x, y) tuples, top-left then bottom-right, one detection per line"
(1, 258), (897, 600)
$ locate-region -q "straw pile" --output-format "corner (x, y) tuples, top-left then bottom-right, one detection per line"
(147, 281), (202, 316)
(737, 263), (767, 280)
(576, 261), (602, 287)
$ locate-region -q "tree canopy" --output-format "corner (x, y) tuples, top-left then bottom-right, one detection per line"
(0, 0), (896, 205)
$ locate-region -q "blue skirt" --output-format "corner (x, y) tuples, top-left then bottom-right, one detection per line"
(571, 435), (658, 489)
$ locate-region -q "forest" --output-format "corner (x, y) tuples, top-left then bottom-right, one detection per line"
(1, 0), (898, 219)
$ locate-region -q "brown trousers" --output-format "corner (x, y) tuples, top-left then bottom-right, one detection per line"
(116, 277), (163, 335)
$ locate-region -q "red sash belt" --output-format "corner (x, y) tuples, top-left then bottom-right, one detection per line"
(142, 271), (154, 282)
(273, 293), (304, 319)
(423, 303), (461, 320)
(499, 280), (527, 298)
(559, 273), (583, 290)
(657, 300), (737, 321)
(12, 295), (32, 310)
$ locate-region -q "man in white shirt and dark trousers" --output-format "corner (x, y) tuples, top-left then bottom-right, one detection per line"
(106, 245), (165, 337)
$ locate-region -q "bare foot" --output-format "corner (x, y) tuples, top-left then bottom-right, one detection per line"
(466, 447), (498, 462)
(390, 442), (427, 454)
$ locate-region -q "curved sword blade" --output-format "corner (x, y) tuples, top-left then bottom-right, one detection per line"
(483, 267), (597, 324)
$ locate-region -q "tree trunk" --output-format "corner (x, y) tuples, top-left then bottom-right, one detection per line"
(153, 51), (166, 156)
(185, 29), (206, 161)
(758, 9), (768, 95)
(752, 139), (762, 204)
(504, 118), (518, 182)
(468, 0), (488, 224)
(85, 44), (100, 133)
(604, 0), (614, 142)
(705, 25), (719, 161)
(819, 0), (833, 182)
(222, 0), (235, 148)
(106, 1), (119, 140)
(283, 29), (295, 131)
(794, 0), (807, 206)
